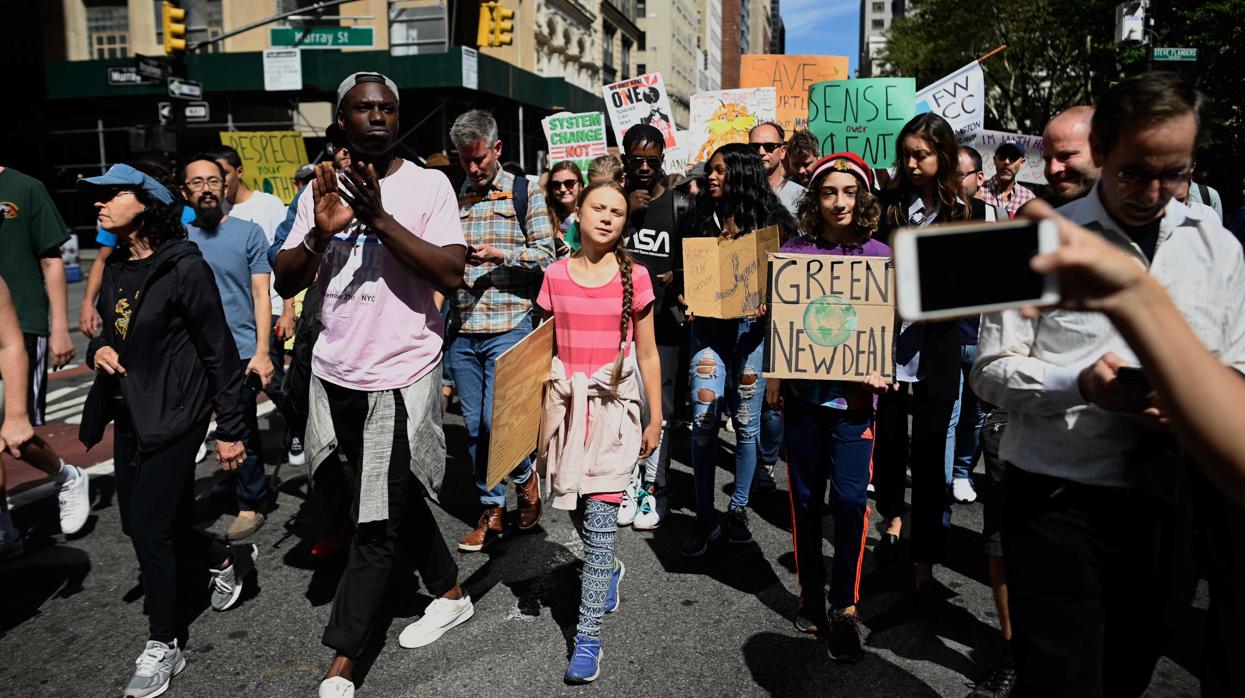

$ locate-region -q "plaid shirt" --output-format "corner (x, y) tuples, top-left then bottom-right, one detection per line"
(456, 168), (556, 333)
(978, 176), (1036, 218)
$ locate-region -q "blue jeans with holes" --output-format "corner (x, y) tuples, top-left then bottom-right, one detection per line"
(447, 312), (534, 508)
(946, 343), (986, 482)
(689, 316), (767, 518)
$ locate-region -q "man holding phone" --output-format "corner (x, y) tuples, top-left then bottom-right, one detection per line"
(182, 156), (274, 542)
(971, 73), (1245, 695)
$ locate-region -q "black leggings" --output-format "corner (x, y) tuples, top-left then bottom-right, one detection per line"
(114, 412), (232, 644)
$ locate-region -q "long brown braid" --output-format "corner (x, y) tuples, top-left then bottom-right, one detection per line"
(574, 181), (635, 390)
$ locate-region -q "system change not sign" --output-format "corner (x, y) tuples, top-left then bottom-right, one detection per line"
(541, 112), (608, 178)
(765, 253), (895, 382)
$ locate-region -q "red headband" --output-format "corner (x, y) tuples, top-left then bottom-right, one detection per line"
(808, 152), (876, 192)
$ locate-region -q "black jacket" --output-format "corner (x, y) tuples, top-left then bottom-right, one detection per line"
(80, 240), (248, 453)
(877, 188), (987, 401)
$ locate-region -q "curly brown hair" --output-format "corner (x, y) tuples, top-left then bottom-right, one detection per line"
(795, 168), (880, 248)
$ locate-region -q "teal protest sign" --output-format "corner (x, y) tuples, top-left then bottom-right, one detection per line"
(806, 78), (916, 170)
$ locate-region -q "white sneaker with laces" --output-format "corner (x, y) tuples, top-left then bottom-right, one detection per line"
(633, 487), (667, 530)
(952, 478), (978, 504)
(57, 464), (90, 535)
(208, 544), (258, 611)
(124, 640), (185, 698)
(618, 484), (638, 527)
(318, 676), (355, 698)
(399, 594), (474, 648)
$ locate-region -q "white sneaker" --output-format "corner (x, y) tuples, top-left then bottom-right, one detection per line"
(318, 676), (355, 698)
(952, 478), (978, 504)
(195, 441), (208, 464)
(633, 487), (668, 530)
(398, 594), (474, 648)
(618, 482), (639, 528)
(124, 640), (185, 698)
(57, 465), (90, 535)
(208, 544), (258, 611)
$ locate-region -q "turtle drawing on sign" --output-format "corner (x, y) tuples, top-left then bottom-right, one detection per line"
(803, 295), (858, 347)
(694, 102), (759, 163)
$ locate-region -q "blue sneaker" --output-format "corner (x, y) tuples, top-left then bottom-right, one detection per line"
(565, 634), (602, 684)
(604, 558), (625, 614)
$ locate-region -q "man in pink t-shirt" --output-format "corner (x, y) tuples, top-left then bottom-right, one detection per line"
(273, 72), (473, 695)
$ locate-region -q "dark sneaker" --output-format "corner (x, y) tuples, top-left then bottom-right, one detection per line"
(724, 507), (753, 544)
(827, 609), (865, 663)
(680, 516), (721, 557)
(969, 655), (1017, 697)
(794, 593), (827, 634)
(753, 464), (778, 494)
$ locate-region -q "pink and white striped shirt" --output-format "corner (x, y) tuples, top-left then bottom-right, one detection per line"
(536, 258), (655, 378)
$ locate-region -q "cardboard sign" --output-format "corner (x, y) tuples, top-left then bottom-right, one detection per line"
(542, 111), (609, 178)
(807, 78), (916, 170)
(218, 131), (307, 204)
(740, 54), (849, 133)
(602, 73), (678, 152)
(764, 253), (895, 382)
(915, 61), (985, 139)
(682, 226), (780, 319)
(688, 87), (777, 164)
(967, 129), (1047, 185)
(487, 319), (555, 489)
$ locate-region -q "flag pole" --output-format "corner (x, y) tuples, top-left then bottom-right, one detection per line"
(977, 45), (1007, 63)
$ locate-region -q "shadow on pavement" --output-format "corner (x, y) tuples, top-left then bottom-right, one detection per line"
(742, 630), (941, 696)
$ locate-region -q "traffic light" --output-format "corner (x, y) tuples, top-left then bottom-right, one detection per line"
(490, 3), (514, 47)
(162, 1), (187, 56)
(476, 1), (515, 48)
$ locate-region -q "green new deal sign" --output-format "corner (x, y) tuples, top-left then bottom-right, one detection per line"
(270, 26), (375, 49)
(1153, 47), (1197, 62)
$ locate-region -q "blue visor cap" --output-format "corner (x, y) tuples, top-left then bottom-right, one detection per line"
(79, 164), (175, 205)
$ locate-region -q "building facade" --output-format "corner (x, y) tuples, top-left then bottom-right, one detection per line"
(696, 0), (723, 93)
(635, 0), (698, 126)
(720, 0), (741, 87)
(745, 0), (770, 57)
(858, 0), (904, 77)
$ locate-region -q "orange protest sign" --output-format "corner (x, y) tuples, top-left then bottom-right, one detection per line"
(740, 54), (850, 133)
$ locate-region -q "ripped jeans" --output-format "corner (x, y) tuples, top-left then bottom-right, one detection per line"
(689, 316), (767, 518)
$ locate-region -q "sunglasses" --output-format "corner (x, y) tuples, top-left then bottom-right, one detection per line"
(624, 155), (662, 169)
(751, 142), (783, 153)
(550, 179), (579, 191)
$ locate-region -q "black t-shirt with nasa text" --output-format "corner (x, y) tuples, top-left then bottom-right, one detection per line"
(623, 188), (685, 344)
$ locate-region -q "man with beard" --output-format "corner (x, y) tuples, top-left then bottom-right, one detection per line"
(783, 129), (820, 188)
(181, 157), (274, 541)
(971, 72), (1245, 696)
(978, 142), (1036, 218)
(275, 72), (473, 697)
(1039, 106), (1101, 207)
(618, 123), (690, 529)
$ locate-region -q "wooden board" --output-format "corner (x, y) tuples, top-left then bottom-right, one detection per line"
(682, 225), (780, 319)
(764, 253), (895, 382)
(486, 319), (554, 489)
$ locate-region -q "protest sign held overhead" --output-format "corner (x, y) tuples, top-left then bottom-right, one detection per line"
(541, 111), (609, 180)
(488, 319), (555, 489)
(218, 130), (307, 204)
(683, 225), (780, 319)
(915, 61), (985, 139)
(807, 78), (915, 170)
(689, 87), (777, 163)
(602, 73), (678, 151)
(765, 253), (895, 382)
(968, 129), (1047, 185)
(740, 54), (849, 133)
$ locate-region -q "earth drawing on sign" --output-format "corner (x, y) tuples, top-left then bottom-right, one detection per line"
(803, 295), (858, 347)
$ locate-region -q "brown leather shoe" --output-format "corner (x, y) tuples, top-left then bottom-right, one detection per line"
(458, 507), (503, 552)
(515, 472), (543, 530)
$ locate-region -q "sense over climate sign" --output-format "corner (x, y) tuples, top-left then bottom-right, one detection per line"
(807, 78), (916, 170)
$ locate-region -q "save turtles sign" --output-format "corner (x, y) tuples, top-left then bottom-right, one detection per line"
(764, 253), (895, 382)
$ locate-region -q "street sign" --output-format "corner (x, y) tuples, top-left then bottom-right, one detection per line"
(263, 48), (302, 91)
(159, 101), (209, 125)
(1153, 47), (1197, 62)
(167, 77), (203, 100)
(462, 47), (478, 90)
(269, 26), (375, 49)
(107, 66), (158, 86)
(135, 54), (171, 81)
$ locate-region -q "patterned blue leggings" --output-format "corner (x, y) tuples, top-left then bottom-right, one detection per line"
(577, 497), (619, 638)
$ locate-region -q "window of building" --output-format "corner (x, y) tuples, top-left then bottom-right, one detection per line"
(622, 38), (632, 76)
(637, 63), (646, 75)
(603, 22), (616, 68)
(872, 18), (885, 29)
(872, 2), (884, 11)
(88, 2), (129, 59)
(638, 33), (645, 52)
(637, 0), (646, 13)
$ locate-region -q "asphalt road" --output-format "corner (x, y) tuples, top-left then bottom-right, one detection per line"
(0, 269), (1206, 697)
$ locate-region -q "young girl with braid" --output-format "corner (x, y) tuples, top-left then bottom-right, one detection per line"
(535, 181), (662, 684)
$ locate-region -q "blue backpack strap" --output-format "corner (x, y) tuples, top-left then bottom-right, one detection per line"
(512, 173), (529, 235)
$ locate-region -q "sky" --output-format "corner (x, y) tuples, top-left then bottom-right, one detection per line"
(780, 0), (860, 76)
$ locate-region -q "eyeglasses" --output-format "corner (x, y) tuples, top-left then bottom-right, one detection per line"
(184, 177), (223, 191)
(1116, 166), (1194, 190)
(751, 142), (783, 153)
(958, 169), (981, 178)
(550, 179), (579, 191)
(624, 155), (662, 169)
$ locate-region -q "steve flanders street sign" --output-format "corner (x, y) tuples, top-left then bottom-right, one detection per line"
(1153, 47), (1197, 62)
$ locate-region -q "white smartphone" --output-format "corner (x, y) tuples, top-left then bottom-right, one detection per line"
(893, 218), (1061, 321)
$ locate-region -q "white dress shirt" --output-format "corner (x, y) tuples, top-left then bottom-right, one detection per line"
(970, 184), (1245, 487)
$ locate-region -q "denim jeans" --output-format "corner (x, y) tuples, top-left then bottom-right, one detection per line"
(690, 316), (767, 517)
(946, 343), (986, 482)
(447, 312), (534, 508)
(759, 402), (783, 466)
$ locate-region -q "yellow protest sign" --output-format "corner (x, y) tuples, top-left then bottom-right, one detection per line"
(740, 54), (850, 133)
(218, 131), (307, 204)
(682, 225), (780, 319)
(764, 253), (895, 382)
